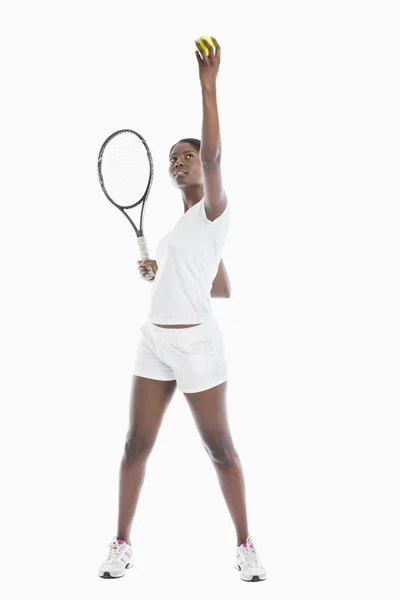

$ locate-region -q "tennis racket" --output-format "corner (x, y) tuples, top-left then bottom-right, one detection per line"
(97, 129), (155, 280)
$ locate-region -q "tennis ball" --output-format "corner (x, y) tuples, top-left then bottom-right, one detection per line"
(196, 36), (215, 56)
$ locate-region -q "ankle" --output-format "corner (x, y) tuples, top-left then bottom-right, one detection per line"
(237, 535), (250, 547)
(116, 536), (131, 546)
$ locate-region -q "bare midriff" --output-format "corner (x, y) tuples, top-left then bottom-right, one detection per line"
(153, 323), (201, 329)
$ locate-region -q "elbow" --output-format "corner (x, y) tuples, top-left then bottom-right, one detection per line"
(210, 287), (231, 299)
(201, 152), (221, 166)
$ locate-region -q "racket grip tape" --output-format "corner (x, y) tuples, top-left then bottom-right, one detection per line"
(137, 236), (155, 279)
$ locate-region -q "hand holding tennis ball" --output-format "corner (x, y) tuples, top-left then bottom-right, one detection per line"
(195, 36), (216, 56)
(195, 36), (220, 87)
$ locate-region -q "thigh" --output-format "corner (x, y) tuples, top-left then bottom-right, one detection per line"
(184, 381), (235, 452)
(126, 375), (177, 447)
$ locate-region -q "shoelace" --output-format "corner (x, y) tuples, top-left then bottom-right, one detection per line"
(240, 535), (261, 567)
(106, 537), (125, 562)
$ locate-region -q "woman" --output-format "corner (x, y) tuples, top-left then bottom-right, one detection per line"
(99, 37), (266, 583)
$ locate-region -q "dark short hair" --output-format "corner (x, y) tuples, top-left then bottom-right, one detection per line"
(169, 138), (201, 156)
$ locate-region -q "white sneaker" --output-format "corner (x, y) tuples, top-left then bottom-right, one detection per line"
(234, 535), (267, 582)
(99, 537), (134, 579)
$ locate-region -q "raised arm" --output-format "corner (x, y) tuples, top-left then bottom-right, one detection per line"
(195, 37), (228, 222)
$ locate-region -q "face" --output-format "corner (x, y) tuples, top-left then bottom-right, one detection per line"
(169, 143), (202, 188)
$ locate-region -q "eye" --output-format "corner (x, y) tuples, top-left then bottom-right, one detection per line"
(170, 153), (194, 163)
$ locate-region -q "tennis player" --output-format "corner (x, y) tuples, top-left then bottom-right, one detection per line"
(99, 36), (266, 583)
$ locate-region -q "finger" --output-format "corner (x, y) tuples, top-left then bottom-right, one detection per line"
(211, 37), (220, 60)
(195, 39), (206, 59)
(195, 48), (203, 64)
(201, 37), (215, 56)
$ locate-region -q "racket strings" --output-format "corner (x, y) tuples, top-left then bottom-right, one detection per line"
(100, 132), (151, 207)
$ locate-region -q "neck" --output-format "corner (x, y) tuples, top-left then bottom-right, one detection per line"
(181, 185), (204, 212)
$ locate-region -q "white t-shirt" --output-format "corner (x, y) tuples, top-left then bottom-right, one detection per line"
(148, 197), (230, 324)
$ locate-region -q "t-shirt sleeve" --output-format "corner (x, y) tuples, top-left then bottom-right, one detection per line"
(200, 198), (230, 227)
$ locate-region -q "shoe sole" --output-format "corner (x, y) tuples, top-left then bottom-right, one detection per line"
(235, 563), (266, 582)
(99, 563), (134, 579)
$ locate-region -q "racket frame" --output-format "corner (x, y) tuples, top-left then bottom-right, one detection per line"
(97, 129), (155, 279)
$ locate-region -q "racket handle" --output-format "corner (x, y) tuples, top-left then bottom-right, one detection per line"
(137, 236), (155, 280)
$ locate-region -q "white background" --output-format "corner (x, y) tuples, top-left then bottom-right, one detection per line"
(1, 1), (399, 598)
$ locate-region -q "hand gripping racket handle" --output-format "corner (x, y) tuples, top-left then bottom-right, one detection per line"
(137, 236), (155, 280)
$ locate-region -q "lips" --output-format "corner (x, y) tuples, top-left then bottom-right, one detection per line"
(174, 171), (187, 177)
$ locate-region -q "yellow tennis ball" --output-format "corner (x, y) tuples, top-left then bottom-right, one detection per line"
(196, 36), (215, 56)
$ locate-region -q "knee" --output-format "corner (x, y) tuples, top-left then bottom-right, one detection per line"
(123, 432), (154, 463)
(203, 432), (238, 467)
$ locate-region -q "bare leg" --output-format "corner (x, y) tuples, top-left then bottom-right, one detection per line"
(117, 376), (176, 544)
(184, 382), (250, 547)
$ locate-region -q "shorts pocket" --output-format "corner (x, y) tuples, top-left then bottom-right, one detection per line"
(178, 322), (219, 357)
(187, 338), (216, 355)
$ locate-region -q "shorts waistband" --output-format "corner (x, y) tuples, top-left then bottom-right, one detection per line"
(144, 317), (218, 337)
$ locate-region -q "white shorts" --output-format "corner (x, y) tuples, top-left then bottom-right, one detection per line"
(133, 318), (228, 394)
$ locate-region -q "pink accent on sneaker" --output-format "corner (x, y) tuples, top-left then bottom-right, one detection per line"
(242, 543), (255, 548)
(117, 539), (126, 544)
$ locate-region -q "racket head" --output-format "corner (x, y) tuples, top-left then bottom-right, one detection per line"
(97, 129), (154, 211)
